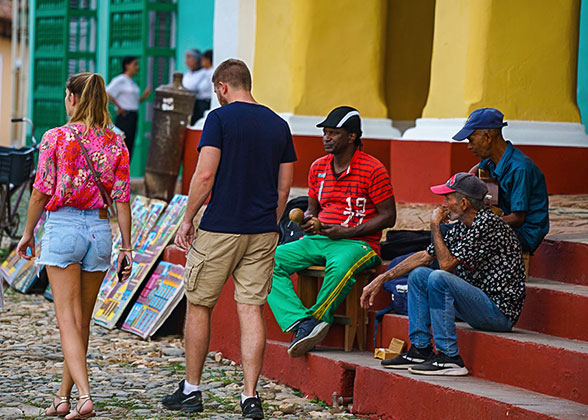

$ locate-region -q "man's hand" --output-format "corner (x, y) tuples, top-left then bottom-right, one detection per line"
(431, 206), (449, 226)
(300, 213), (316, 234)
(360, 273), (386, 309)
(174, 219), (195, 252)
(116, 106), (126, 116)
(320, 223), (349, 239)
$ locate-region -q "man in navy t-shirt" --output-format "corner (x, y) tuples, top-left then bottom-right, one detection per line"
(162, 59), (296, 419)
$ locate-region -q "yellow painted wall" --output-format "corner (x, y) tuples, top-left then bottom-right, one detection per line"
(384, 0), (435, 121)
(253, 0), (388, 118)
(423, 0), (581, 122)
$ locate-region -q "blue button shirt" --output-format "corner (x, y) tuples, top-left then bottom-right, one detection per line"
(479, 141), (549, 252)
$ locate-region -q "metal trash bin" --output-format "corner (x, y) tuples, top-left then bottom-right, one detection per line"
(144, 72), (196, 202)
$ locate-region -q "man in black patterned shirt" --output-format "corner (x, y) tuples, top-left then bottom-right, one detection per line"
(361, 172), (525, 376)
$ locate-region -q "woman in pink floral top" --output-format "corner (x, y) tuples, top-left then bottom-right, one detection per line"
(17, 73), (132, 419)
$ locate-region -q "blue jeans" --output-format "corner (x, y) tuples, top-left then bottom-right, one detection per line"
(407, 267), (513, 356)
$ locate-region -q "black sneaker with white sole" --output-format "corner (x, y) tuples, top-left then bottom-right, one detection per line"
(381, 345), (433, 369)
(408, 352), (469, 376)
(161, 380), (204, 413)
(241, 394), (264, 419)
(287, 317), (330, 358)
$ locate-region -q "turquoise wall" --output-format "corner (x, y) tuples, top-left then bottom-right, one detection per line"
(176, 0), (215, 72)
(578, 0), (588, 133)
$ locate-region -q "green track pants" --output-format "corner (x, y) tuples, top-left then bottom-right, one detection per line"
(267, 235), (380, 331)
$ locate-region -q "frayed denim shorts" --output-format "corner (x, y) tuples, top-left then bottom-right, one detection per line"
(36, 206), (112, 272)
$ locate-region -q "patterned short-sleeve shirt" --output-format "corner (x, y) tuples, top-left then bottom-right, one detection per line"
(426, 208), (526, 323)
(33, 123), (131, 211)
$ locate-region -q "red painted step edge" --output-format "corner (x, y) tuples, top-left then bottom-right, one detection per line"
(531, 239), (588, 286)
(262, 341), (355, 403)
(517, 285), (588, 342)
(353, 367), (554, 420)
(379, 314), (588, 405)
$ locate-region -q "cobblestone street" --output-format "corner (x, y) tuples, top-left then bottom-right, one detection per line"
(0, 290), (357, 419)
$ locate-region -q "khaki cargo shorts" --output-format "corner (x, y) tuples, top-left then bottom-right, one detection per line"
(184, 229), (279, 307)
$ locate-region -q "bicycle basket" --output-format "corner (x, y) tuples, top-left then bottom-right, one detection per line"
(0, 146), (35, 186)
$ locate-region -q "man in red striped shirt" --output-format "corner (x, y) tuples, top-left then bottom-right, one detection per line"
(267, 106), (397, 357)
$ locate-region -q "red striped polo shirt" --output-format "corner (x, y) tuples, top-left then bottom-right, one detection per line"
(308, 149), (394, 254)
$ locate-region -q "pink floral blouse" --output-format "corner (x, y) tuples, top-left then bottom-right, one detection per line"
(33, 123), (131, 211)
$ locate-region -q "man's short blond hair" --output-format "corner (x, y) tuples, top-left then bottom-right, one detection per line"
(212, 58), (252, 91)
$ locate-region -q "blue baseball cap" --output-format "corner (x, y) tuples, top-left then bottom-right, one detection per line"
(452, 108), (508, 141)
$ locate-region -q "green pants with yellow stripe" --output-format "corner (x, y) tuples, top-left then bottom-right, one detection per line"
(267, 234), (380, 331)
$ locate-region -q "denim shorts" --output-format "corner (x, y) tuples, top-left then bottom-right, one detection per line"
(36, 207), (112, 272)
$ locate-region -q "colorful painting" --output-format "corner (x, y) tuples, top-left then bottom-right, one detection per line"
(0, 215), (46, 293)
(121, 262), (185, 339)
(92, 194), (187, 330)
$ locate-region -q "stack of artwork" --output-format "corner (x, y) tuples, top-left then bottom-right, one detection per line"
(1, 195), (188, 338)
(93, 194), (188, 332)
(0, 214), (46, 293)
(121, 261), (185, 339)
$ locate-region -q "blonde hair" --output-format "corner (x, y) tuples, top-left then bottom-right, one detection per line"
(212, 58), (252, 91)
(66, 72), (112, 134)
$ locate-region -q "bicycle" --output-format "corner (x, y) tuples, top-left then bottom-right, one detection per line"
(0, 118), (39, 250)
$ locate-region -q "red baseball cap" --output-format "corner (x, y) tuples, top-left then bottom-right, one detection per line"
(430, 172), (488, 201)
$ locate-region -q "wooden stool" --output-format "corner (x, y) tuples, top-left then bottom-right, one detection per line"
(296, 265), (376, 352)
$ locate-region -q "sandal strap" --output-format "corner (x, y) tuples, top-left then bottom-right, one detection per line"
(46, 395), (70, 416)
(71, 394), (92, 415)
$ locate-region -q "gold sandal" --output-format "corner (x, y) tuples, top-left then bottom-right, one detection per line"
(65, 394), (95, 420)
(45, 395), (70, 417)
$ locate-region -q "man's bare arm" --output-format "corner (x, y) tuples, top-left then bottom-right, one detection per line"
(360, 250), (434, 309)
(430, 206), (459, 272)
(174, 146), (221, 251)
(276, 162), (294, 222)
(503, 210), (526, 227)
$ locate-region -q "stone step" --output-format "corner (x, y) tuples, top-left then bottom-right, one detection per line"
(377, 313), (588, 405)
(260, 341), (588, 420)
(518, 277), (588, 342)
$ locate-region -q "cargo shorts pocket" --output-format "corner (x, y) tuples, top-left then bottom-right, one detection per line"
(184, 247), (206, 292)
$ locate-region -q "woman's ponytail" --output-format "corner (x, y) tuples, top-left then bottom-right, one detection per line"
(67, 72), (112, 134)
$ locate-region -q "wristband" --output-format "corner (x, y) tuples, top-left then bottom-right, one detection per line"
(120, 247), (133, 252)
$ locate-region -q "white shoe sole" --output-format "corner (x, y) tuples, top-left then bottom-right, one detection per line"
(408, 366), (469, 376)
(382, 363), (421, 370)
(287, 322), (330, 358)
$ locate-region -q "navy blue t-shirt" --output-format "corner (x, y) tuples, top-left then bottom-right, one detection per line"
(198, 102), (297, 234)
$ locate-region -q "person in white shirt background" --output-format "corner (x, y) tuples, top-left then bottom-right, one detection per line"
(183, 49), (214, 125)
(106, 56), (152, 159)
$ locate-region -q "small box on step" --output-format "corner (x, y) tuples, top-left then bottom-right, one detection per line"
(374, 338), (405, 360)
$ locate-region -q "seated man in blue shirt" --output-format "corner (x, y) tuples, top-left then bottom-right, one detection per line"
(452, 108), (549, 253)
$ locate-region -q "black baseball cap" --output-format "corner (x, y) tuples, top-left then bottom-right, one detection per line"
(317, 106), (362, 137)
(430, 172), (488, 201)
